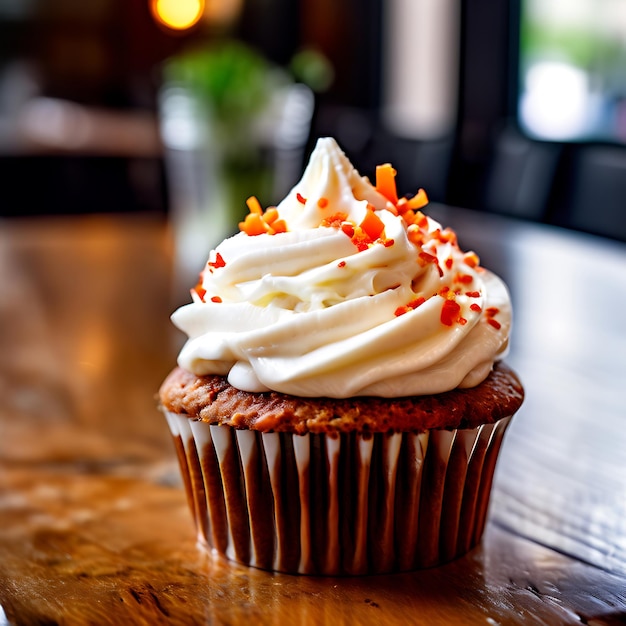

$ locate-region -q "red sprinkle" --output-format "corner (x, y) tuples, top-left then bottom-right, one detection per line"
(383, 238), (395, 247)
(459, 317), (468, 325)
(408, 296), (426, 309)
(296, 192), (307, 204)
(487, 318), (502, 330)
(341, 222), (355, 238)
(352, 232), (371, 251)
(210, 296), (222, 303)
(470, 303), (482, 312)
(338, 260), (346, 268)
(485, 306), (500, 317)
(208, 252), (226, 269)
(418, 251), (437, 266)
(445, 257), (453, 269)
(418, 251), (443, 277)
(465, 291), (480, 298)
(395, 296), (426, 317)
(440, 299), (461, 326)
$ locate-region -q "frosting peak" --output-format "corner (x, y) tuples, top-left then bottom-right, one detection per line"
(275, 136), (388, 230)
(172, 137), (511, 398)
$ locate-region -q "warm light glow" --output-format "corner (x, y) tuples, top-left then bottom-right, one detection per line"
(151, 0), (204, 31)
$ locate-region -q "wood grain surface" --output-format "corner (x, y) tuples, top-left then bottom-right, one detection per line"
(1, 210), (625, 625)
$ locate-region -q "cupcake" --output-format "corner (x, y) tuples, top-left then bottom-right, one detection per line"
(159, 137), (524, 575)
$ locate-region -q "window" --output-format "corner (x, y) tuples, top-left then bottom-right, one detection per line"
(519, 0), (626, 143)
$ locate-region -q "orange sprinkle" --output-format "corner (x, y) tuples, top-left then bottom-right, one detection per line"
(263, 207), (279, 224)
(414, 211), (429, 229)
(406, 188), (429, 210)
(402, 210), (417, 226)
(464, 252), (480, 268)
(434, 228), (457, 245)
(239, 213), (267, 236)
(360, 209), (385, 241)
(246, 196), (263, 215)
(272, 219), (288, 233)
(375, 163), (398, 204)
(317, 197), (328, 208)
(320, 212), (348, 228)
(210, 296), (222, 303)
(407, 224), (422, 245)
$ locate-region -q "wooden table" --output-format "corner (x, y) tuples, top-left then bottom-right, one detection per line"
(1, 207), (625, 625)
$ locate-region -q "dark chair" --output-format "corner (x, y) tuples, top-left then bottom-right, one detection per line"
(549, 145), (626, 242)
(483, 125), (561, 222)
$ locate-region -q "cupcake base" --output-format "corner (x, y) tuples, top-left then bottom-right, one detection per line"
(164, 412), (512, 575)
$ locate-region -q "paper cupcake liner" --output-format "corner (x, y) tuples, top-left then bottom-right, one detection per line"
(164, 412), (512, 575)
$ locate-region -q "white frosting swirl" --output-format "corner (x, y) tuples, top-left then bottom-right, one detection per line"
(173, 137), (511, 398)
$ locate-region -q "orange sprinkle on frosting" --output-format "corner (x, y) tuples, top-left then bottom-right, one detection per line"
(375, 163), (398, 204)
(321, 212), (348, 228)
(359, 209), (385, 241)
(464, 252), (480, 268)
(246, 196), (263, 215)
(239, 197), (289, 236)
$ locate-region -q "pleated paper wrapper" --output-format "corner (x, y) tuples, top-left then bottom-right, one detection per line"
(164, 412), (512, 575)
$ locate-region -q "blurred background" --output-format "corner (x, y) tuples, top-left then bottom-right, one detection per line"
(1, 0), (626, 242)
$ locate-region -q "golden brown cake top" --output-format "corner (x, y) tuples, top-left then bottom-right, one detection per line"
(159, 362), (523, 434)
